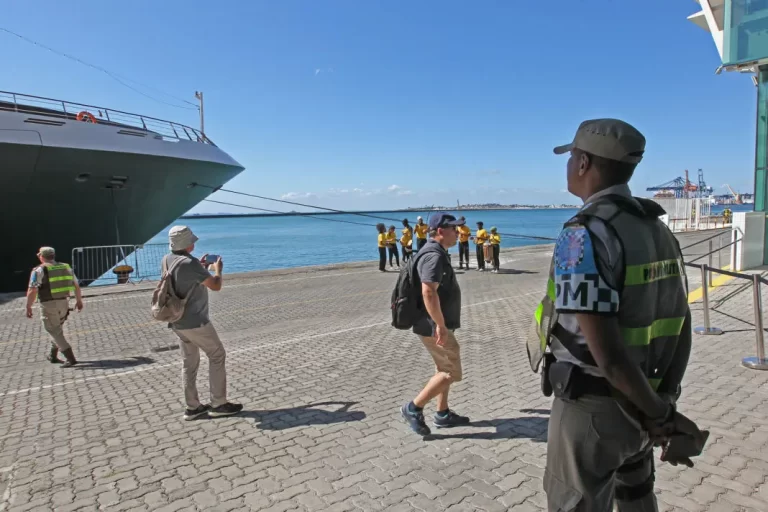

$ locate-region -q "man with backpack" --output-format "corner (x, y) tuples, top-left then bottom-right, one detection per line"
(399, 213), (470, 436)
(162, 225), (242, 421)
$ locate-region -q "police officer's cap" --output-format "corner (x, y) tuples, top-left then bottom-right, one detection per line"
(553, 118), (645, 164)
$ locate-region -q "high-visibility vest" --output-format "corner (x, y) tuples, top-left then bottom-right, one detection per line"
(526, 194), (689, 391)
(37, 263), (75, 302)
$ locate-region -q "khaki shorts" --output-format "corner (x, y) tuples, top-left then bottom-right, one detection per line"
(419, 330), (462, 381)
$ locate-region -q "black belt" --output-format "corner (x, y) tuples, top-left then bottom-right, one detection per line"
(571, 370), (613, 397)
(548, 363), (614, 399)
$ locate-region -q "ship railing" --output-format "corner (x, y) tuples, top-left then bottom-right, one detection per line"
(0, 90), (214, 146)
(71, 244), (168, 287)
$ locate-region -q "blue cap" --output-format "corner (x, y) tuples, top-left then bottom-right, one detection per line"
(428, 212), (465, 230)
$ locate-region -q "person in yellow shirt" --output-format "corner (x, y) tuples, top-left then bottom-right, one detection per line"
(414, 216), (429, 251)
(376, 223), (387, 272)
(456, 216), (471, 269)
(474, 221), (489, 271)
(386, 225), (400, 268)
(401, 219), (413, 263)
(489, 227), (501, 273)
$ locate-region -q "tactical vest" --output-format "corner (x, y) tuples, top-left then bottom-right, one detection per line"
(526, 195), (689, 391)
(37, 263), (75, 302)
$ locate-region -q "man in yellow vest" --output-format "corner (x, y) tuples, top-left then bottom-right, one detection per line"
(529, 119), (707, 510)
(25, 246), (83, 367)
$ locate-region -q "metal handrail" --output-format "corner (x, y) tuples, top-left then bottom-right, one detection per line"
(687, 239), (739, 264)
(686, 260), (768, 370)
(684, 261), (768, 285)
(0, 90), (215, 146)
(679, 229), (730, 251)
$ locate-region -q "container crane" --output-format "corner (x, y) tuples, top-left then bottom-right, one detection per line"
(646, 169), (713, 198)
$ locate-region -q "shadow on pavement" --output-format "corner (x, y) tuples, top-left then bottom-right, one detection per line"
(73, 356), (156, 370)
(497, 269), (538, 275)
(519, 408), (550, 415)
(425, 416), (549, 442)
(239, 401), (366, 430)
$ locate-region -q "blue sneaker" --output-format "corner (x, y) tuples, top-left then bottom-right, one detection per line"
(400, 404), (431, 436)
(433, 409), (470, 429)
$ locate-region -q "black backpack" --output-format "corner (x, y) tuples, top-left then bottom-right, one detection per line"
(390, 243), (447, 330)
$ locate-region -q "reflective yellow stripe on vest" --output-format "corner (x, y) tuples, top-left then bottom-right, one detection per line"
(533, 278), (557, 348)
(39, 263), (75, 301)
(624, 259), (681, 286)
(620, 317), (685, 346)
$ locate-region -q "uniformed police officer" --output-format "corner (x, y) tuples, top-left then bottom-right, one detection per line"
(527, 119), (707, 511)
(25, 247), (83, 367)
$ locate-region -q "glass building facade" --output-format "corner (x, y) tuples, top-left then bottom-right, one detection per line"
(724, 1), (768, 261)
(724, 0), (768, 66)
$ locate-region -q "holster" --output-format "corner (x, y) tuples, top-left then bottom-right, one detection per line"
(548, 362), (613, 400)
(549, 361), (577, 399)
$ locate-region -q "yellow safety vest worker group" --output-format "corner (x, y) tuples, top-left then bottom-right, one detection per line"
(527, 195), (689, 391)
(36, 263), (76, 302)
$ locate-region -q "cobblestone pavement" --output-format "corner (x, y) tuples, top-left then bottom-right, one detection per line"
(2, 229), (765, 511)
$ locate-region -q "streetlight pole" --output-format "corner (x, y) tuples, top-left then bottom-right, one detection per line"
(194, 91), (205, 136)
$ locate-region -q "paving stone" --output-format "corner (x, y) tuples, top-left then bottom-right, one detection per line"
(0, 233), (758, 512)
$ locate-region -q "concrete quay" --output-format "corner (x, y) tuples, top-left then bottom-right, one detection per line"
(1, 229), (767, 511)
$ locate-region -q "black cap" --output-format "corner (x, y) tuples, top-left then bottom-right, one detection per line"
(428, 213), (465, 230)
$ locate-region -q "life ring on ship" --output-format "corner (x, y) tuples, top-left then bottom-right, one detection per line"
(76, 111), (97, 123)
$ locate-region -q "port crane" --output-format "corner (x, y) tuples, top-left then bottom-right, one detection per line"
(646, 169), (713, 198)
(722, 184), (743, 204)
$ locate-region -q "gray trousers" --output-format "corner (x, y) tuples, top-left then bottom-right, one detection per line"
(544, 396), (658, 512)
(173, 322), (228, 409)
(40, 299), (71, 351)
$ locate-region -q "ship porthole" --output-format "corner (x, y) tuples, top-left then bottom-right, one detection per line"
(75, 173), (91, 182)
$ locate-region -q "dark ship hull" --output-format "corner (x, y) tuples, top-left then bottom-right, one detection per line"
(0, 92), (244, 292)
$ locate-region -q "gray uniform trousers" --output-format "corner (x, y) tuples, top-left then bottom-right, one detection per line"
(544, 395), (658, 512)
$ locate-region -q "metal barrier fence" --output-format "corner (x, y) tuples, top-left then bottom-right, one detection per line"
(71, 244), (168, 286)
(688, 259), (768, 371)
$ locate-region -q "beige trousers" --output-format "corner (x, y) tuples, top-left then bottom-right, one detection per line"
(173, 322), (228, 409)
(40, 299), (71, 351)
(544, 396), (658, 512)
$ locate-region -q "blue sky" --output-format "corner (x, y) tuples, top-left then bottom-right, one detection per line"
(2, 0), (756, 212)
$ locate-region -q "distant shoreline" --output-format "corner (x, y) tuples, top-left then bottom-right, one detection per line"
(181, 206), (580, 220)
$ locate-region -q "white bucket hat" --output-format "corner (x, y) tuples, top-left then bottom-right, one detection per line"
(169, 225), (199, 251)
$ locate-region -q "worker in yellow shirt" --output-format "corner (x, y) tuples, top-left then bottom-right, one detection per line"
(401, 219), (413, 263)
(386, 225), (400, 268)
(457, 216), (471, 270)
(489, 227), (501, 273)
(474, 221), (489, 271)
(414, 216), (428, 251)
(376, 223), (387, 272)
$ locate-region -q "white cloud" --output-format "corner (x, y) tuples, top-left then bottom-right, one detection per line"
(314, 67), (334, 76)
(397, 190), (414, 196)
(281, 191), (318, 200)
(388, 184), (401, 191)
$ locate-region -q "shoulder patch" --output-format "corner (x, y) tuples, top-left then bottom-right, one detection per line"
(555, 226), (589, 272)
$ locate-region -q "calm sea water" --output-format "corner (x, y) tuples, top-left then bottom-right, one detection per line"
(143, 204), (750, 275)
(146, 209), (572, 275)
